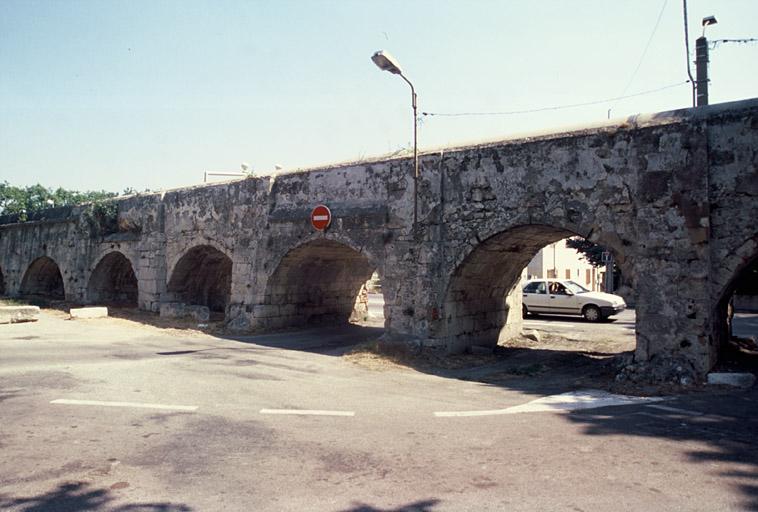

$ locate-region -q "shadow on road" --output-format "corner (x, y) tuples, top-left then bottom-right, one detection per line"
(0, 481), (192, 512)
(337, 500), (440, 512)
(567, 387), (758, 511)
(223, 324), (385, 354)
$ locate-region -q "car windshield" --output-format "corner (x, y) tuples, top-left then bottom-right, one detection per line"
(563, 280), (589, 294)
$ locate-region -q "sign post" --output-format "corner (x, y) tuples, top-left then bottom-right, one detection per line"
(310, 205), (332, 231)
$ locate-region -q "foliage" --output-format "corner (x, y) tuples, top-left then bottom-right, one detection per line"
(82, 200), (120, 236)
(0, 181), (117, 218)
(565, 237), (608, 268)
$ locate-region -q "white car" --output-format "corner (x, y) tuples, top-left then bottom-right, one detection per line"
(521, 278), (626, 322)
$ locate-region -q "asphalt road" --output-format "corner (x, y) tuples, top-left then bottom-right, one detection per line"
(1, 311), (757, 511)
(523, 309), (637, 343)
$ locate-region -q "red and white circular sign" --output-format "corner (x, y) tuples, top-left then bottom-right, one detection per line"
(310, 204), (332, 231)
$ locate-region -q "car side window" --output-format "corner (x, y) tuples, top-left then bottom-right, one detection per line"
(549, 282), (568, 295)
(524, 281), (546, 294)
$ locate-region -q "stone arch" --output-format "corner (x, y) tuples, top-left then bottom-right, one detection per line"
(435, 224), (628, 353)
(166, 245), (233, 313)
(261, 238), (377, 329)
(87, 251), (138, 306)
(712, 235), (758, 352)
(166, 239), (232, 284)
(20, 256), (65, 300)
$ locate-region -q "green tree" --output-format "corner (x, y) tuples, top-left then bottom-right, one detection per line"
(0, 181), (117, 217)
(565, 237), (607, 267)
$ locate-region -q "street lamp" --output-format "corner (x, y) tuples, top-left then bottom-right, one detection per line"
(371, 50), (419, 225)
(701, 15), (717, 37)
(695, 15), (718, 106)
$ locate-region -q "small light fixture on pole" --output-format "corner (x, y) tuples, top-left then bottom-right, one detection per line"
(701, 15), (717, 37)
(695, 15), (718, 106)
(371, 50), (419, 225)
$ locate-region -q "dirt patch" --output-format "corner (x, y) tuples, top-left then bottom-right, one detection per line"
(344, 341), (498, 372)
(342, 333), (689, 394)
(345, 333), (629, 374)
(104, 307), (224, 337)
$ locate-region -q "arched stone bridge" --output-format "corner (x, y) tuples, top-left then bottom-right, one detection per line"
(2, 99), (757, 376)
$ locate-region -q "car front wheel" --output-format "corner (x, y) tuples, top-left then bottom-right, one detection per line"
(582, 305), (602, 322)
(522, 305), (528, 318)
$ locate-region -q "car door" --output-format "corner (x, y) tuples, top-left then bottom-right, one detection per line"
(523, 280), (548, 312)
(546, 281), (578, 314)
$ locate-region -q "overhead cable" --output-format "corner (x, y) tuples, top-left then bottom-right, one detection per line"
(710, 38), (758, 49)
(421, 81), (690, 118)
(618, 0), (669, 100)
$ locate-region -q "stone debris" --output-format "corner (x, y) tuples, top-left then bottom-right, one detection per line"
(0, 305), (40, 324)
(522, 329), (542, 343)
(70, 306), (109, 319)
(614, 354), (697, 387)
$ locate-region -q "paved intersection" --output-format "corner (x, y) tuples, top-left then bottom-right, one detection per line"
(0, 311), (756, 511)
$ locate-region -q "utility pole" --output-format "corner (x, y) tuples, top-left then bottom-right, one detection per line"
(602, 251), (614, 293)
(695, 36), (710, 106)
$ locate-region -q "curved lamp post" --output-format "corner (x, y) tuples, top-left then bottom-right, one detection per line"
(371, 50), (418, 225)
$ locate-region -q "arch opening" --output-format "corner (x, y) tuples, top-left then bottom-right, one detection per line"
(439, 225), (634, 357)
(20, 256), (65, 300)
(167, 245), (232, 315)
(262, 239), (378, 330)
(716, 252), (758, 371)
(87, 252), (138, 307)
(0, 266), (5, 296)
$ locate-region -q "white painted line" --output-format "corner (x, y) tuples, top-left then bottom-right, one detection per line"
(645, 404), (703, 416)
(259, 408), (355, 417)
(435, 409), (512, 418)
(51, 399), (198, 412)
(312, 215), (330, 221)
(435, 390), (665, 417)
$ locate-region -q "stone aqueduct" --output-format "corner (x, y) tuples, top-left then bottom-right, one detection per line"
(1, 99), (757, 375)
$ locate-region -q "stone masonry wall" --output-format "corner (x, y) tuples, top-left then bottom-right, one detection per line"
(1, 98), (756, 376)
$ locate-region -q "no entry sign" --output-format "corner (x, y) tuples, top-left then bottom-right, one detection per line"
(311, 204), (332, 231)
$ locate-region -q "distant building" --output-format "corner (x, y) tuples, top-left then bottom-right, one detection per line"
(524, 238), (604, 291)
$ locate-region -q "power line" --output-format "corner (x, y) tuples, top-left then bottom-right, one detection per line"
(710, 37), (758, 49)
(618, 0), (669, 100)
(682, 0), (696, 107)
(421, 81), (690, 118)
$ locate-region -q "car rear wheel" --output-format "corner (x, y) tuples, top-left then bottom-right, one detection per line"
(582, 305), (602, 322)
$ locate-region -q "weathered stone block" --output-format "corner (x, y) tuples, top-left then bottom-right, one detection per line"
(70, 307), (108, 319)
(0, 306), (40, 324)
(159, 302), (210, 322)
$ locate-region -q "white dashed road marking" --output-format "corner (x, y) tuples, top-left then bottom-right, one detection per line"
(644, 404), (702, 416)
(51, 399), (198, 411)
(434, 390), (665, 417)
(259, 409), (355, 417)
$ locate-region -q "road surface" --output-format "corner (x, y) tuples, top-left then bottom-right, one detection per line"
(0, 310), (756, 511)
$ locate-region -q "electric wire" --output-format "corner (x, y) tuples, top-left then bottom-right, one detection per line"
(421, 81), (690, 118)
(682, 0), (696, 106)
(618, 0), (669, 100)
(710, 38), (758, 49)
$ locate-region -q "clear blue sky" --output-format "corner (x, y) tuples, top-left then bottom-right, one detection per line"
(1, 0), (756, 193)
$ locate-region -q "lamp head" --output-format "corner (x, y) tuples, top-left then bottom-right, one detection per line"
(702, 15), (717, 27)
(371, 50), (403, 75)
